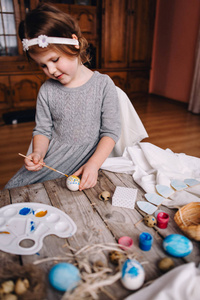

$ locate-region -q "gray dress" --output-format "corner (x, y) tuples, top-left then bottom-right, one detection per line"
(5, 71), (121, 189)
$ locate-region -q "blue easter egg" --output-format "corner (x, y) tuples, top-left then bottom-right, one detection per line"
(49, 263), (81, 292)
(163, 234), (193, 257)
(121, 259), (145, 290)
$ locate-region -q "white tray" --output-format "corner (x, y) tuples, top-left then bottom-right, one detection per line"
(0, 202), (77, 255)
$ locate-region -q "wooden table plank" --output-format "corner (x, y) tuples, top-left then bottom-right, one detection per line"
(43, 178), (131, 300)
(0, 189), (21, 267)
(84, 172), (184, 282)
(8, 183), (74, 300)
(0, 171), (199, 300)
(103, 171), (200, 264)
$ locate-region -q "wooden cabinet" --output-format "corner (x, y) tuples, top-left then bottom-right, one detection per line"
(10, 74), (46, 108)
(0, 72), (46, 111)
(53, 3), (99, 68)
(101, 0), (156, 97)
(101, 0), (128, 69)
(0, 0), (100, 115)
(0, 0), (45, 113)
(128, 0), (156, 67)
(0, 77), (10, 110)
(0, 0), (156, 117)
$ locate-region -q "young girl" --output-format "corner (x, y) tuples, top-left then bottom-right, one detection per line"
(5, 3), (121, 191)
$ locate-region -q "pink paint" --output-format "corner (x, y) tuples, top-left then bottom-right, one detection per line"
(118, 236), (133, 250)
(157, 212), (169, 229)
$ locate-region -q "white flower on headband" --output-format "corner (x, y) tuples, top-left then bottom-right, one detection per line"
(37, 35), (49, 48)
(22, 39), (29, 51)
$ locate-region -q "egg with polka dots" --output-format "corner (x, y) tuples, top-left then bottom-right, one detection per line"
(144, 215), (157, 227)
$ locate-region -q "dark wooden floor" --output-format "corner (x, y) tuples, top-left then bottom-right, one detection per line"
(1, 94), (200, 190)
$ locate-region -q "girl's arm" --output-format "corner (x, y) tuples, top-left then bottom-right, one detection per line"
(24, 134), (49, 171)
(73, 136), (115, 190)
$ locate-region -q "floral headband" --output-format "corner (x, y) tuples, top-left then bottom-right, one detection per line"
(22, 35), (79, 51)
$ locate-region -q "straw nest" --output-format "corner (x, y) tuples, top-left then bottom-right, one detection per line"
(174, 202), (200, 241)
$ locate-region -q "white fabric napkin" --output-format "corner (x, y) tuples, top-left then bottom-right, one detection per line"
(101, 142), (200, 208)
(124, 262), (200, 300)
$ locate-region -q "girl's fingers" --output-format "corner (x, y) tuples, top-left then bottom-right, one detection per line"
(79, 175), (96, 190)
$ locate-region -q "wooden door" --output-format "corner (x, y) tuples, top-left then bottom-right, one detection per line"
(101, 0), (128, 68)
(128, 0), (156, 68)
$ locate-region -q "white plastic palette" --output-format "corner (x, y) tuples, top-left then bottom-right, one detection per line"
(0, 202), (77, 255)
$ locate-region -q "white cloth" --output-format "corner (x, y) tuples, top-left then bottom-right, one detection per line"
(124, 262), (200, 300)
(101, 142), (200, 207)
(110, 87), (148, 157)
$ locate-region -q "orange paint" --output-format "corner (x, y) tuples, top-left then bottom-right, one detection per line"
(35, 210), (47, 217)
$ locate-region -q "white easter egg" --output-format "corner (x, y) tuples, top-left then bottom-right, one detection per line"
(121, 259), (145, 290)
(66, 176), (80, 191)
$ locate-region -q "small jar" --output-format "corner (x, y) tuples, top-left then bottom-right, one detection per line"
(157, 212), (169, 229)
(139, 232), (153, 251)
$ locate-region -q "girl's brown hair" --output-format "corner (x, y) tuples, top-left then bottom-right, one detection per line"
(19, 3), (90, 64)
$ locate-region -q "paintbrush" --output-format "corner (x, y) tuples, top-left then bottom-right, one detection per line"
(18, 153), (68, 178)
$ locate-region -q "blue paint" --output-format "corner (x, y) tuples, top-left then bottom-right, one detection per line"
(19, 207), (32, 215)
(139, 232), (153, 251)
(49, 263), (81, 292)
(163, 234), (193, 257)
(30, 221), (36, 232)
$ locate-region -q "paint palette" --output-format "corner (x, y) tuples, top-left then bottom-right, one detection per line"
(0, 203), (77, 255)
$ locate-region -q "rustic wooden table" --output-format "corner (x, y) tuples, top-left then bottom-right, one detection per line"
(0, 170), (199, 300)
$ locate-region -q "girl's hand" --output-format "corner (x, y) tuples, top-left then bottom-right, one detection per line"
(73, 161), (98, 191)
(24, 153), (44, 172)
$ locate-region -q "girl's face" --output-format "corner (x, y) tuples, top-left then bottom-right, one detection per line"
(30, 49), (81, 87)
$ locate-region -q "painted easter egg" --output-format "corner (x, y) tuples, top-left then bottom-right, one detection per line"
(49, 262), (81, 292)
(163, 234), (193, 257)
(121, 259), (145, 290)
(143, 215), (157, 227)
(66, 176), (80, 191)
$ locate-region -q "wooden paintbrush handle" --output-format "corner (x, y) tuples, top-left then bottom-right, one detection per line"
(18, 153), (68, 177)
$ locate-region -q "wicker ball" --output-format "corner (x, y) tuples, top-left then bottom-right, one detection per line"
(174, 202), (200, 241)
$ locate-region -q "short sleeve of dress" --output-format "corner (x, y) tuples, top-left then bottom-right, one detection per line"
(100, 75), (121, 143)
(33, 81), (53, 140)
